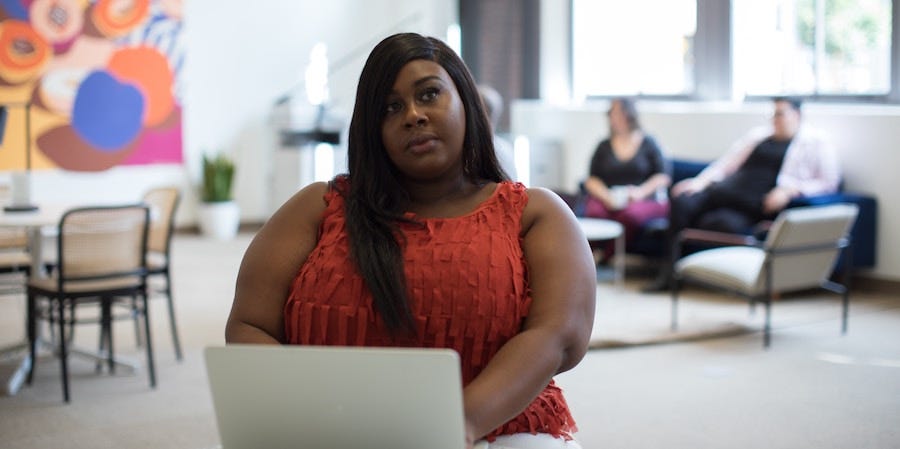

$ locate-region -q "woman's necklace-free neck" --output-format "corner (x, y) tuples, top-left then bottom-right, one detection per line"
(406, 177), (488, 218)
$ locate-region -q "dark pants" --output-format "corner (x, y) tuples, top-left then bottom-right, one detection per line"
(670, 183), (772, 236)
(648, 184), (776, 288)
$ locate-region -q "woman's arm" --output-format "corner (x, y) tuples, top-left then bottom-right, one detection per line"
(224, 182), (329, 344)
(462, 188), (596, 442)
(633, 136), (672, 200)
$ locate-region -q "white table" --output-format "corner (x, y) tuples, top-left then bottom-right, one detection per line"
(577, 218), (625, 288)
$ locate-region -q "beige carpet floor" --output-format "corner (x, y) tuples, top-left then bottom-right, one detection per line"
(588, 282), (896, 349)
(1, 232), (898, 448)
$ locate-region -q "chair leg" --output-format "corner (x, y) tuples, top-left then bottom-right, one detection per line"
(763, 298), (772, 349)
(164, 272), (183, 361)
(841, 286), (850, 335)
(26, 293), (37, 385)
(95, 319), (105, 374)
(132, 295), (143, 348)
(103, 297), (115, 374)
(57, 299), (70, 403)
(670, 279), (680, 331)
(141, 291), (157, 389)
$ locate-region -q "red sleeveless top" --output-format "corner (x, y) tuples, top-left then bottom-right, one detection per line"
(284, 177), (577, 441)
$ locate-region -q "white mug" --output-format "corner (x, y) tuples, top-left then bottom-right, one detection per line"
(609, 185), (629, 210)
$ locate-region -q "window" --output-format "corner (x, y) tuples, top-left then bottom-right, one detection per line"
(734, 0), (892, 97)
(571, 0), (898, 102)
(571, 0), (697, 99)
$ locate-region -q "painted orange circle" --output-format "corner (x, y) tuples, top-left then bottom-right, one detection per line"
(108, 46), (175, 127)
(0, 20), (51, 84)
(91, 0), (151, 38)
(29, 0), (85, 47)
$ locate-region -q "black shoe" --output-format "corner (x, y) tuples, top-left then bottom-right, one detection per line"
(641, 277), (670, 293)
(642, 268), (672, 293)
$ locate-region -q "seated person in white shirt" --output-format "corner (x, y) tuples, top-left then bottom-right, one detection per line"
(644, 96), (842, 292)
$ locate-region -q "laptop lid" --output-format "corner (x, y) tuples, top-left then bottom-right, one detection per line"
(204, 344), (466, 449)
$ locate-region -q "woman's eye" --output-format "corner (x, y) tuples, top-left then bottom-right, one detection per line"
(386, 102), (401, 114)
(419, 87), (439, 102)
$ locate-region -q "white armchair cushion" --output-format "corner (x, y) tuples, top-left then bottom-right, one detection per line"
(676, 246), (765, 295)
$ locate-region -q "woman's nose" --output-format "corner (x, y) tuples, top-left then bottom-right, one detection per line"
(404, 105), (427, 127)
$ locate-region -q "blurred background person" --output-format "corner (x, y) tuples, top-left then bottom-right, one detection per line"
(478, 84), (518, 180)
(583, 97), (671, 261)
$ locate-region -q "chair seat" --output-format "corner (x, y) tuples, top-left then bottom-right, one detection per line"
(28, 275), (144, 294)
(0, 250), (31, 269)
(676, 246), (764, 295)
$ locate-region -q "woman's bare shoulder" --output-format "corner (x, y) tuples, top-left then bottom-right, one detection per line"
(521, 186), (577, 232)
(263, 181), (332, 234)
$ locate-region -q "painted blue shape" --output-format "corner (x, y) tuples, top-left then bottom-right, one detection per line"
(0, 0), (28, 20)
(72, 70), (145, 151)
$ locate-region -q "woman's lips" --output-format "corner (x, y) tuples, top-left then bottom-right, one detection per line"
(407, 135), (437, 154)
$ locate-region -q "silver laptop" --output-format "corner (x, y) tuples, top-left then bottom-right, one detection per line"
(204, 344), (466, 449)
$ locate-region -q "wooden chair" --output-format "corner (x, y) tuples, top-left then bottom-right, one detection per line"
(25, 204), (153, 402)
(141, 186), (183, 361)
(0, 226), (31, 295)
(671, 203), (859, 348)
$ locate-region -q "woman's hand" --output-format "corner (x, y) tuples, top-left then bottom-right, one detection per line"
(671, 177), (707, 197)
(763, 186), (797, 214)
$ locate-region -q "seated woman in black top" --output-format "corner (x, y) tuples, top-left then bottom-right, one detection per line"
(583, 98), (671, 252)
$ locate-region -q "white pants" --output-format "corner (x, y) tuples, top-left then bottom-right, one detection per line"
(474, 433), (583, 449)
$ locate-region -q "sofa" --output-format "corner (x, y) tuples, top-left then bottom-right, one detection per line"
(560, 158), (878, 270)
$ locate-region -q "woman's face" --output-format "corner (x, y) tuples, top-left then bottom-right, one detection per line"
(381, 59), (466, 182)
(607, 100), (630, 134)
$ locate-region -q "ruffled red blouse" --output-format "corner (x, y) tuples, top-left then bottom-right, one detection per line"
(284, 177), (577, 441)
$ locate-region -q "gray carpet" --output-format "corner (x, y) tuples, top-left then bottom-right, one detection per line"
(1, 232), (899, 449)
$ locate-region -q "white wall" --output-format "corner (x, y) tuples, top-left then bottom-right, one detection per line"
(25, 0), (457, 227)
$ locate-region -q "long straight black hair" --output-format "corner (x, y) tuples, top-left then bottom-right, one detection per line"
(342, 32), (505, 333)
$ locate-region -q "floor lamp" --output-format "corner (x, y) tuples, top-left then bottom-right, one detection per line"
(0, 102), (39, 212)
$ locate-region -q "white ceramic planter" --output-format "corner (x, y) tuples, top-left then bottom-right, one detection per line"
(198, 200), (240, 240)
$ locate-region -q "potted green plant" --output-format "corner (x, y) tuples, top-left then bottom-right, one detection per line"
(201, 154), (235, 203)
(198, 153), (240, 239)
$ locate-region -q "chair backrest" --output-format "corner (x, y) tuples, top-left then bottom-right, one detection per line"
(758, 203), (859, 292)
(57, 205), (150, 281)
(142, 187), (180, 255)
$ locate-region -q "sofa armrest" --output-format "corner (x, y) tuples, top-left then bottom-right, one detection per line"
(671, 159), (708, 184)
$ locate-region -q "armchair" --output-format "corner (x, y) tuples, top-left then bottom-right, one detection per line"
(671, 203), (859, 348)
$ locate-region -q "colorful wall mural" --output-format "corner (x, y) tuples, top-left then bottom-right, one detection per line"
(0, 0), (183, 171)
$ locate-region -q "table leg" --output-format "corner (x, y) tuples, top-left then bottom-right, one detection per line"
(0, 342), (30, 396)
(614, 232), (625, 290)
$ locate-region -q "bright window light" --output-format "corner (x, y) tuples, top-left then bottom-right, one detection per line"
(446, 24), (462, 57)
(513, 135), (530, 186)
(314, 143), (334, 181)
(572, 0), (696, 97)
